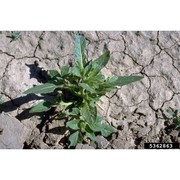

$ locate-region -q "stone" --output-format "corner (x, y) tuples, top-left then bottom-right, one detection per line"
(76, 143), (95, 149)
(52, 144), (64, 149)
(112, 139), (126, 149)
(44, 133), (63, 146)
(30, 132), (49, 149)
(25, 128), (40, 146)
(161, 135), (172, 143)
(96, 135), (109, 149)
(0, 113), (28, 149)
(137, 126), (151, 137)
(169, 130), (179, 139)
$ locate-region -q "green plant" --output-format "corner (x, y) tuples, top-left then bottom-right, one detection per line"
(24, 35), (143, 148)
(166, 108), (180, 129)
(8, 31), (21, 42)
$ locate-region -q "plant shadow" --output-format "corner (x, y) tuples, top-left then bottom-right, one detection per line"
(25, 62), (48, 83)
(0, 63), (56, 125)
(0, 62), (74, 138)
(47, 126), (67, 135)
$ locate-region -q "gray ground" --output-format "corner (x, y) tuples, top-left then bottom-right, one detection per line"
(0, 31), (179, 149)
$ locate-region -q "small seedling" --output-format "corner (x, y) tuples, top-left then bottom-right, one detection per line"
(166, 107), (180, 129)
(7, 31), (21, 42)
(24, 35), (143, 148)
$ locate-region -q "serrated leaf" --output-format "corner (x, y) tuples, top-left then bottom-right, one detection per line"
(100, 123), (117, 137)
(29, 101), (52, 113)
(67, 119), (80, 130)
(24, 83), (61, 94)
(79, 83), (95, 93)
(74, 35), (88, 70)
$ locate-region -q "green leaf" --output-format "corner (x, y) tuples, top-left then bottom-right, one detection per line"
(100, 123), (117, 137)
(79, 121), (86, 132)
(67, 119), (80, 130)
(68, 131), (83, 148)
(72, 65), (82, 77)
(68, 108), (80, 116)
(166, 108), (175, 117)
(93, 51), (110, 69)
(86, 115), (104, 132)
(74, 35), (88, 70)
(24, 83), (61, 94)
(79, 83), (96, 93)
(48, 70), (60, 78)
(29, 101), (52, 113)
(68, 131), (79, 147)
(81, 104), (97, 124)
(88, 122), (102, 132)
(88, 64), (102, 79)
(59, 100), (73, 108)
(84, 61), (93, 76)
(85, 123), (97, 141)
(96, 115), (105, 122)
(106, 76), (144, 87)
(95, 73), (106, 82)
(175, 124), (180, 129)
(87, 51), (110, 79)
(86, 132), (96, 141)
(89, 100), (95, 108)
(61, 66), (71, 77)
(11, 31), (21, 40)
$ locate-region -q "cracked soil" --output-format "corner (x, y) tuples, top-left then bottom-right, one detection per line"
(0, 31), (180, 149)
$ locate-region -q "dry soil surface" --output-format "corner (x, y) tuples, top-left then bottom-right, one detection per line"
(0, 31), (180, 149)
